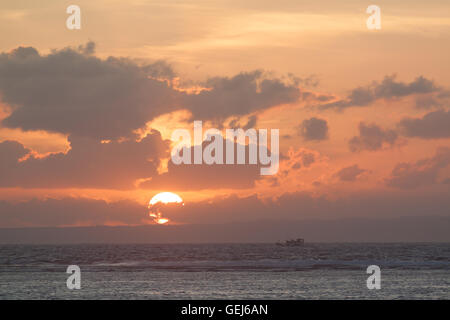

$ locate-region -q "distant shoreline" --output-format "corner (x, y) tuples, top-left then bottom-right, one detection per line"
(1, 216), (449, 244)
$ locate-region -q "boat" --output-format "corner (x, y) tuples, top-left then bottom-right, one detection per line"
(276, 238), (305, 247)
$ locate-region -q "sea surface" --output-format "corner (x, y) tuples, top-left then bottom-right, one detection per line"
(0, 243), (449, 299)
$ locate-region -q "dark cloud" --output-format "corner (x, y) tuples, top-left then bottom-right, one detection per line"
(386, 147), (450, 189)
(286, 73), (319, 88)
(183, 71), (301, 121)
(297, 117), (329, 141)
(243, 115), (258, 130)
(0, 44), (301, 140)
(0, 140), (29, 165)
(140, 139), (264, 190)
(228, 115), (258, 130)
(0, 131), (169, 189)
(0, 44), (179, 140)
(291, 161), (302, 169)
(415, 96), (442, 109)
(374, 75), (437, 98)
(142, 161), (261, 191)
(334, 164), (368, 182)
(349, 122), (398, 152)
(0, 197), (145, 227)
(1, 189), (450, 230)
(0, 132), (269, 190)
(319, 75), (439, 110)
(301, 152), (315, 167)
(175, 190), (450, 224)
(398, 109), (450, 139)
(282, 148), (319, 172)
(78, 41), (96, 55)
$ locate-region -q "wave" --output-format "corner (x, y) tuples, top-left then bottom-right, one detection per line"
(3, 259), (446, 273)
(2, 243), (449, 272)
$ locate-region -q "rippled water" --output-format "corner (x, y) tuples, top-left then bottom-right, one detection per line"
(0, 243), (449, 299)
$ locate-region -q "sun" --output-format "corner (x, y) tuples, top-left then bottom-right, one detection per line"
(149, 192), (183, 206)
(148, 192), (184, 225)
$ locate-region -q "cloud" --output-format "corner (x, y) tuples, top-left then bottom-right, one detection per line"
(297, 117), (329, 141)
(140, 139), (265, 190)
(0, 130), (169, 189)
(0, 197), (146, 227)
(0, 44), (179, 140)
(78, 41), (96, 55)
(386, 147), (450, 189)
(281, 148), (321, 172)
(334, 164), (368, 182)
(183, 70), (301, 121)
(0, 140), (28, 165)
(398, 109), (450, 139)
(349, 122), (398, 152)
(228, 114), (258, 130)
(0, 131), (269, 191)
(1, 188), (450, 229)
(319, 75), (439, 110)
(243, 115), (258, 130)
(415, 95), (442, 109)
(142, 160), (261, 191)
(174, 190), (450, 224)
(0, 44), (301, 140)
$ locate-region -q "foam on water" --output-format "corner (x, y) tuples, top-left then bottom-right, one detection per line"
(1, 243), (449, 299)
(1, 243), (449, 272)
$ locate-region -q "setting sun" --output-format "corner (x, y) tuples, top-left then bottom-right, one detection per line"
(148, 192), (184, 224)
(149, 192), (184, 206)
(0, 0), (449, 302)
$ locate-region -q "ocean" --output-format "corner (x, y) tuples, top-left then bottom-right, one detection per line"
(0, 243), (449, 299)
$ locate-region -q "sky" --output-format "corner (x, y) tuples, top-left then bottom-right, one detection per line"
(0, 0), (449, 237)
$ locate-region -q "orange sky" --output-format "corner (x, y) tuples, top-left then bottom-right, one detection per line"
(0, 0), (449, 227)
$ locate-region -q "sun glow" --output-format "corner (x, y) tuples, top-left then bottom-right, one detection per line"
(148, 192), (184, 225)
(149, 192), (183, 206)
(155, 218), (169, 225)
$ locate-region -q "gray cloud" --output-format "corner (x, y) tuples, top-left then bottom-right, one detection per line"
(78, 41), (96, 55)
(386, 147), (450, 189)
(319, 75), (439, 110)
(334, 164), (368, 182)
(0, 132), (267, 190)
(0, 197), (145, 227)
(243, 115), (258, 130)
(301, 152), (315, 167)
(140, 139), (264, 190)
(415, 96), (442, 109)
(282, 149), (318, 172)
(0, 44), (301, 140)
(398, 109), (450, 139)
(0, 44), (179, 140)
(184, 70), (301, 121)
(349, 122), (398, 152)
(176, 190), (450, 224)
(297, 117), (329, 141)
(3, 189), (450, 228)
(228, 115), (258, 130)
(416, 90), (450, 109)
(0, 131), (169, 189)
